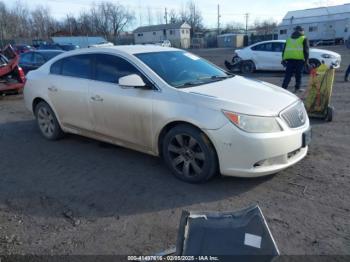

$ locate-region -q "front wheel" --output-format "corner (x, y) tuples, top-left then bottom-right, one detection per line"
(35, 101), (64, 140)
(240, 60), (255, 74)
(162, 125), (218, 183)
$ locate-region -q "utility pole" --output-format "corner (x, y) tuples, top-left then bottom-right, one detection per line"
(164, 8), (168, 24)
(217, 4), (221, 35)
(245, 13), (249, 35)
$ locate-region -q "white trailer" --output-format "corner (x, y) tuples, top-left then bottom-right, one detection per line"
(278, 4), (350, 45)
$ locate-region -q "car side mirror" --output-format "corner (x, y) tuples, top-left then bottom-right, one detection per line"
(118, 74), (146, 88)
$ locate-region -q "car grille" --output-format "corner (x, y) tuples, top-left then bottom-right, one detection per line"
(281, 101), (307, 128)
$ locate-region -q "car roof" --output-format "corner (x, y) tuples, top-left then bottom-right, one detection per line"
(251, 40), (286, 46)
(59, 45), (180, 56)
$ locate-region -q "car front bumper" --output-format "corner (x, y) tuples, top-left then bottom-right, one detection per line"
(206, 121), (310, 177)
(323, 57), (341, 69)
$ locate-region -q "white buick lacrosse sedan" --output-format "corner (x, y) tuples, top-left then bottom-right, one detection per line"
(24, 45), (311, 183)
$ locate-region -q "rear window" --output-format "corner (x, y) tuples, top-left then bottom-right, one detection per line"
(50, 60), (62, 74)
(50, 54), (92, 79)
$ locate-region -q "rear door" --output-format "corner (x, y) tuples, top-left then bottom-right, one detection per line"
(47, 54), (94, 131)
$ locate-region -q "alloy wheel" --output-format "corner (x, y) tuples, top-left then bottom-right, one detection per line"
(167, 134), (205, 178)
(37, 106), (56, 137)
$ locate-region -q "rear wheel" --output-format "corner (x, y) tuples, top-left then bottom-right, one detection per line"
(162, 125), (218, 183)
(240, 60), (255, 74)
(34, 101), (64, 140)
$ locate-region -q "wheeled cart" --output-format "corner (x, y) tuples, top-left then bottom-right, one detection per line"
(303, 63), (335, 122)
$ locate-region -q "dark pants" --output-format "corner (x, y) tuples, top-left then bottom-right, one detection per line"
(345, 64), (350, 81)
(282, 60), (304, 90)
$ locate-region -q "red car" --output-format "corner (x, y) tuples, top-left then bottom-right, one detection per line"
(0, 45), (26, 94)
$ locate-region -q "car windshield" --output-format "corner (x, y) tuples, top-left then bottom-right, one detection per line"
(135, 51), (233, 88)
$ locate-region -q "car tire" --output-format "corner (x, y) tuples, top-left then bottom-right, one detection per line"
(241, 60), (255, 74)
(162, 124), (218, 183)
(325, 106), (334, 122)
(34, 101), (64, 140)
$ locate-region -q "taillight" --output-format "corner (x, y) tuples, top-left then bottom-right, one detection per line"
(17, 67), (26, 83)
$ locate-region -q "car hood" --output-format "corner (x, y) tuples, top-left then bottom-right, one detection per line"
(179, 75), (299, 116)
(310, 48), (341, 58)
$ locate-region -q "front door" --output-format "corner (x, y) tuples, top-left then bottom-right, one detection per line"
(251, 42), (275, 70)
(89, 54), (154, 150)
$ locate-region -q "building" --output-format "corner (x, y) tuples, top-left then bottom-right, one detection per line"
(217, 33), (245, 48)
(51, 36), (109, 48)
(278, 3), (350, 44)
(133, 22), (191, 48)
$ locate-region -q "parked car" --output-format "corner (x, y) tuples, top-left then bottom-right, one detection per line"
(88, 41), (114, 48)
(227, 40), (341, 74)
(59, 44), (80, 51)
(19, 50), (64, 74)
(0, 45), (26, 94)
(13, 44), (35, 55)
(38, 43), (63, 50)
(24, 46), (311, 183)
(154, 40), (172, 47)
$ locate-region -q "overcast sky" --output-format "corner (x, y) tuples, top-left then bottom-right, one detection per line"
(7, 0), (350, 29)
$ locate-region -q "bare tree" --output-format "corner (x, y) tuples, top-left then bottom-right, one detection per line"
(0, 0), (135, 43)
(253, 19), (277, 35)
(30, 5), (53, 39)
(0, 1), (8, 45)
(107, 2), (134, 38)
(146, 6), (153, 25)
(179, 1), (203, 36)
(169, 9), (178, 24)
(89, 2), (134, 41)
(156, 10), (164, 24)
(223, 21), (245, 34)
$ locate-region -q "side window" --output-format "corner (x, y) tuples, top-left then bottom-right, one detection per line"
(272, 43), (284, 52)
(61, 55), (92, 79)
(252, 43), (273, 52)
(251, 44), (263, 51)
(20, 53), (33, 64)
(32, 53), (46, 64)
(50, 60), (62, 75)
(94, 54), (141, 84)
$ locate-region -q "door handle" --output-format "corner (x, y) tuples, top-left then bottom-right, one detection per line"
(48, 86), (58, 92)
(91, 95), (104, 102)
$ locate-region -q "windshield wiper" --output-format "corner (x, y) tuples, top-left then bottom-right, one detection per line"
(175, 80), (206, 88)
(198, 74), (234, 83)
(176, 74), (235, 88)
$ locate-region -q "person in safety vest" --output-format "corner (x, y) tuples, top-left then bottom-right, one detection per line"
(281, 25), (310, 93)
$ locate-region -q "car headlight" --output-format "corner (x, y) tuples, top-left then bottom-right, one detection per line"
(223, 111), (282, 133)
(321, 54), (336, 59)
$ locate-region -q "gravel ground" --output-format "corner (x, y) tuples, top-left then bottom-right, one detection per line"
(0, 45), (349, 257)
